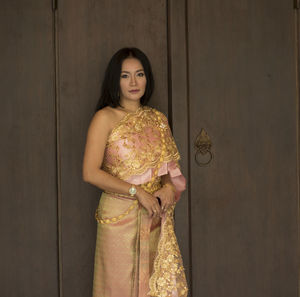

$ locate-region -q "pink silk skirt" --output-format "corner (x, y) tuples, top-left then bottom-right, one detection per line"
(92, 192), (161, 297)
(92, 161), (188, 297)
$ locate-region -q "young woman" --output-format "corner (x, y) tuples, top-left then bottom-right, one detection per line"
(82, 47), (188, 297)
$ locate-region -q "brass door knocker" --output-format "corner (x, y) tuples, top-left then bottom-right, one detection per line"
(194, 128), (213, 166)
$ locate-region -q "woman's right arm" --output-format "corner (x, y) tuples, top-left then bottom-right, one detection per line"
(82, 109), (161, 217)
(82, 109), (133, 195)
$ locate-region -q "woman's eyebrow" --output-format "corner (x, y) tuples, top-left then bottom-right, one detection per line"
(121, 69), (144, 73)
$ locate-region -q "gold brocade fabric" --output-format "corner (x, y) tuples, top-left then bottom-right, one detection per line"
(95, 176), (162, 225)
(102, 106), (181, 180)
(93, 105), (188, 297)
(149, 204), (188, 297)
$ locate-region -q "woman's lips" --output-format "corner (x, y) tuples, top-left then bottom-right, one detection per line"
(129, 89), (140, 93)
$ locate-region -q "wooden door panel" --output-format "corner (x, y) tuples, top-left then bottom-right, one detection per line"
(168, 0), (192, 287)
(187, 1), (298, 296)
(58, 1), (168, 295)
(1, 1), (298, 296)
(0, 2), (58, 297)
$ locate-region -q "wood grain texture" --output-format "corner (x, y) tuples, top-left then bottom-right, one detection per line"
(168, 0), (192, 289)
(57, 1), (168, 296)
(187, 0), (298, 296)
(0, 1), (58, 297)
(1, 1), (299, 296)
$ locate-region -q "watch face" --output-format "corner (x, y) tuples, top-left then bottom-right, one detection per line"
(129, 186), (137, 195)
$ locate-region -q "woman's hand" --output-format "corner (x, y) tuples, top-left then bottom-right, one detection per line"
(153, 183), (176, 214)
(136, 187), (162, 218)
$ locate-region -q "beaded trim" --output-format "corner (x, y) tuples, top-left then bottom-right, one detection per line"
(95, 200), (138, 224)
(103, 191), (136, 199)
(95, 177), (162, 225)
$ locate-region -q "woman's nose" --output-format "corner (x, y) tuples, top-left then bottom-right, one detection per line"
(129, 75), (137, 86)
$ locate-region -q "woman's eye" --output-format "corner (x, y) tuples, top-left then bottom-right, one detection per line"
(137, 72), (145, 77)
(121, 74), (128, 78)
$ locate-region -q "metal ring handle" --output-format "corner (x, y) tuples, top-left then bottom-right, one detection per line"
(194, 128), (213, 167)
(195, 149), (213, 166)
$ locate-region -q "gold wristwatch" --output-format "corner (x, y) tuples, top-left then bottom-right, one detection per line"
(128, 184), (137, 197)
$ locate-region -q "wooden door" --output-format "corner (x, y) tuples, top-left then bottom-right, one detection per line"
(1, 1), (299, 296)
(0, 1), (58, 296)
(57, 1), (170, 296)
(170, 0), (299, 296)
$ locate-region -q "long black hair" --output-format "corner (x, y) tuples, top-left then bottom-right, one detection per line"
(95, 47), (154, 112)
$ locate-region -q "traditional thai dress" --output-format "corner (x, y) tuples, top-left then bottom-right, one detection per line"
(92, 105), (188, 297)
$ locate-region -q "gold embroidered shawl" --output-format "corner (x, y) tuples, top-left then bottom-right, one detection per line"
(102, 105), (180, 181)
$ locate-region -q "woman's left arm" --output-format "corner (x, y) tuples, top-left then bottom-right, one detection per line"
(153, 173), (176, 213)
(161, 173), (176, 190)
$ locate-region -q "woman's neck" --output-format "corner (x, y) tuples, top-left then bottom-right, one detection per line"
(118, 99), (141, 112)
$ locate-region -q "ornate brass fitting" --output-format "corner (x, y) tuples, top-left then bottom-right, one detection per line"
(194, 128), (213, 166)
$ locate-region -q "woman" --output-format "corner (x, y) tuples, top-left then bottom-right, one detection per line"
(82, 47), (188, 297)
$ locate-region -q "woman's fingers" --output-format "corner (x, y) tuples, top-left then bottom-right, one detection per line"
(141, 187), (175, 217)
(148, 208), (159, 218)
(161, 199), (172, 213)
(139, 192), (163, 218)
(151, 199), (161, 217)
(158, 197), (167, 212)
(144, 202), (159, 218)
(148, 209), (154, 217)
(152, 205), (160, 217)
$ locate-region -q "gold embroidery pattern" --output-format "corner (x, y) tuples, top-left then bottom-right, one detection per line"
(95, 200), (138, 224)
(148, 205), (189, 297)
(139, 176), (162, 193)
(102, 106), (181, 180)
(95, 176), (162, 225)
(96, 105), (188, 295)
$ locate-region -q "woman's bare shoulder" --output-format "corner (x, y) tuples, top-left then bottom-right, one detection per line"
(94, 106), (120, 121)
(88, 107), (113, 133)
(94, 106), (113, 117)
(93, 106), (124, 130)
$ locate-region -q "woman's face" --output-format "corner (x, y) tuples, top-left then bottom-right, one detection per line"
(119, 57), (147, 103)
